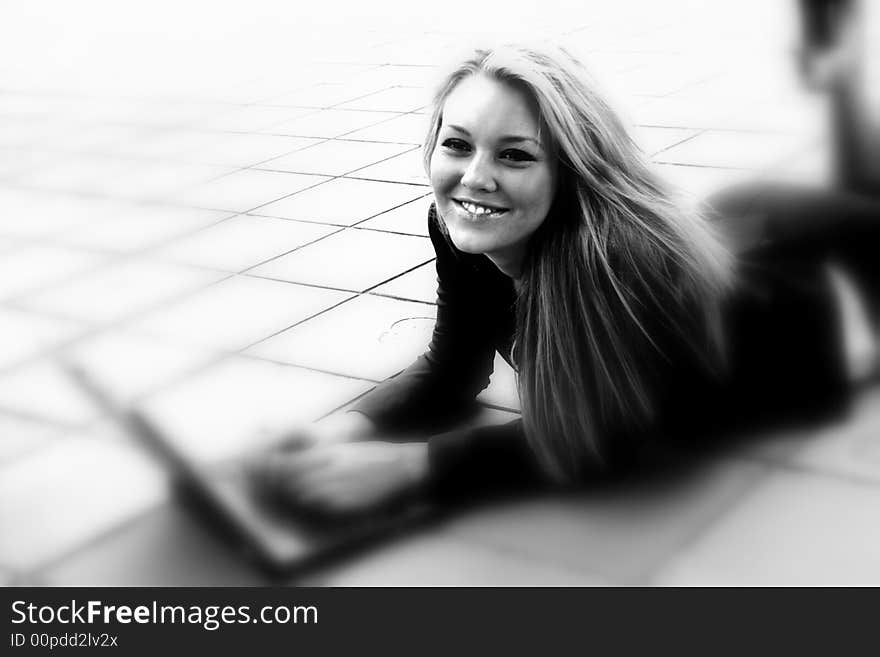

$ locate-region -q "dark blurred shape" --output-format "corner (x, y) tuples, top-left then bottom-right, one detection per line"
(798, 0), (879, 195)
(707, 0), (880, 404)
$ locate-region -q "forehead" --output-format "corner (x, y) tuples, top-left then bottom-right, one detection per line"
(441, 74), (541, 139)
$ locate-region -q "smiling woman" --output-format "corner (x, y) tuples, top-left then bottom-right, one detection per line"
(428, 74), (557, 278)
(252, 42), (880, 514)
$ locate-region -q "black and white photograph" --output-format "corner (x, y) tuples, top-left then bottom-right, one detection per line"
(1, 0), (879, 594)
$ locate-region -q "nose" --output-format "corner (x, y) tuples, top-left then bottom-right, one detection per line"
(460, 153), (497, 192)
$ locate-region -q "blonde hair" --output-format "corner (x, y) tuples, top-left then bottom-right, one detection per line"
(424, 43), (732, 482)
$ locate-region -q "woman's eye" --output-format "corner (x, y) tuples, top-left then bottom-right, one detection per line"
(500, 149), (535, 163)
(441, 138), (470, 152)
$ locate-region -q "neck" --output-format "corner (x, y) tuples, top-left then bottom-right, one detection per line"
(485, 244), (526, 281)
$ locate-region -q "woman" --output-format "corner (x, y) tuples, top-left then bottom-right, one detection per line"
(252, 43), (878, 514)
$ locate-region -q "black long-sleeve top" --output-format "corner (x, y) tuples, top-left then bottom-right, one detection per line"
(352, 205), (849, 500)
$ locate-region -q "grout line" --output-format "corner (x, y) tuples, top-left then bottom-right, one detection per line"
(235, 353), (382, 385)
(16, 500), (172, 582)
(365, 290), (434, 304)
(341, 174), (428, 187)
(235, 226), (348, 274)
(250, 143), (420, 182)
(648, 129), (707, 157)
(235, 292), (360, 352)
(359, 258), (437, 295)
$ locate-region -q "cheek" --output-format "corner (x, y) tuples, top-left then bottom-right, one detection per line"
(513, 174), (555, 216)
(428, 152), (456, 192)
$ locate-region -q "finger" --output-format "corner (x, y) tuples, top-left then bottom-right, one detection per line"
(244, 449), (280, 486)
(274, 427), (318, 452)
(253, 447), (334, 496)
(294, 480), (366, 514)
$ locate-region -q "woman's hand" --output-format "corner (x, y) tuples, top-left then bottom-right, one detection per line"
(249, 411), (429, 515)
(253, 440), (430, 515)
(269, 410), (378, 451)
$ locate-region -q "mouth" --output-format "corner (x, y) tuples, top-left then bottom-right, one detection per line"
(452, 198), (509, 218)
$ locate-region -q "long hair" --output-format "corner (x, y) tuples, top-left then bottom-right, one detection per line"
(424, 43), (733, 482)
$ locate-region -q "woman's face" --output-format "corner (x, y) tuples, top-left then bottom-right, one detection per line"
(429, 74), (557, 276)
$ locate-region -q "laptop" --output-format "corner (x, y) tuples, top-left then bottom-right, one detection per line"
(64, 362), (435, 579)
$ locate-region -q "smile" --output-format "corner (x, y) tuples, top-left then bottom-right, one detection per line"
(453, 199), (509, 217)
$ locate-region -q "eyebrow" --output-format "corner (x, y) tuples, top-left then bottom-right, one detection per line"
(446, 124), (544, 150)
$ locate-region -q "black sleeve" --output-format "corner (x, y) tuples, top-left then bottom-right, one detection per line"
(351, 204), (497, 431)
(426, 418), (546, 501)
(351, 205), (547, 499)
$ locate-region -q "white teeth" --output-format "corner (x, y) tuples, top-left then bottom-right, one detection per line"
(460, 201), (503, 216)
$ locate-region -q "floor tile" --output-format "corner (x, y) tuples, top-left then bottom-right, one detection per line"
(118, 129), (222, 161)
(477, 353), (520, 412)
(653, 164), (751, 201)
(174, 169), (329, 213)
(264, 109), (399, 138)
(55, 124), (147, 157)
(0, 413), (62, 464)
(156, 215), (336, 271)
(250, 228), (434, 292)
(21, 155), (144, 197)
(104, 163), (235, 202)
(443, 459), (768, 584)
(0, 235), (19, 254)
(22, 259), (223, 324)
(253, 177), (427, 226)
(258, 140), (415, 176)
(248, 294), (436, 380)
(0, 307), (84, 370)
(200, 105), (316, 133)
(606, 59), (714, 98)
(188, 133), (321, 168)
(630, 96), (739, 130)
(370, 260), (437, 303)
(299, 531), (607, 586)
(0, 190), (117, 239)
(133, 276), (353, 351)
(0, 244), (106, 301)
(354, 66), (438, 90)
(263, 84), (386, 110)
(717, 95), (825, 135)
(0, 149), (60, 181)
(631, 126), (700, 157)
(357, 194), (433, 236)
(653, 469), (880, 585)
(344, 112), (430, 144)
(654, 130), (809, 171)
(346, 148), (428, 184)
(0, 360), (103, 426)
(140, 356), (373, 463)
(55, 205), (230, 254)
(42, 503), (267, 586)
(336, 87), (430, 113)
(113, 101), (215, 130)
(65, 331), (218, 404)
(0, 434), (168, 571)
(765, 143), (832, 187)
(768, 387), (880, 486)
(0, 118), (61, 149)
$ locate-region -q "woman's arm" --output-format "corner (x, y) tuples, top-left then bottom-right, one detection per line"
(426, 418), (546, 501)
(351, 204), (499, 432)
(253, 206), (547, 512)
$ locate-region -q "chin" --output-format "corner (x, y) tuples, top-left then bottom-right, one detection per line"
(444, 223), (497, 255)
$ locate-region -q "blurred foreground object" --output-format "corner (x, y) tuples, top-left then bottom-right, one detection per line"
(798, 0), (880, 194)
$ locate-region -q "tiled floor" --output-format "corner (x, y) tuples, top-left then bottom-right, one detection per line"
(252, 177), (427, 226)
(2, 0), (878, 586)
